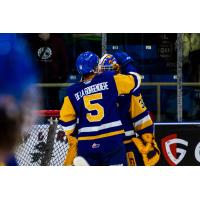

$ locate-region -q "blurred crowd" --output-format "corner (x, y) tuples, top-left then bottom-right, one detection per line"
(22, 33), (102, 109)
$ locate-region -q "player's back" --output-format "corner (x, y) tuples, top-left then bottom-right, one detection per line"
(66, 71), (125, 154)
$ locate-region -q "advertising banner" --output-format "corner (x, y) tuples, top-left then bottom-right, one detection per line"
(155, 123), (200, 166)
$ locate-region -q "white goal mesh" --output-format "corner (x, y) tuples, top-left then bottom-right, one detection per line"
(15, 110), (69, 166)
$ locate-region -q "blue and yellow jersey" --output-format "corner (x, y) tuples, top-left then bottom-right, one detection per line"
(60, 71), (141, 153)
(118, 91), (154, 145)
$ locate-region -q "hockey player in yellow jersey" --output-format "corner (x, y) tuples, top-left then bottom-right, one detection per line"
(60, 51), (141, 166)
(98, 52), (160, 166)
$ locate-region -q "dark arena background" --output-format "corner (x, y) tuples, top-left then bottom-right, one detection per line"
(11, 33), (200, 166)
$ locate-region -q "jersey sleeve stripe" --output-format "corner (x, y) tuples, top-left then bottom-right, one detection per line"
(129, 72), (141, 93)
(134, 118), (153, 132)
(61, 123), (76, 136)
(134, 115), (152, 127)
(62, 123), (76, 131)
(59, 119), (77, 127)
(136, 125), (154, 135)
(131, 110), (149, 123)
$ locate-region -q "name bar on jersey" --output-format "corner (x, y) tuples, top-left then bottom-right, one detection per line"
(75, 82), (109, 101)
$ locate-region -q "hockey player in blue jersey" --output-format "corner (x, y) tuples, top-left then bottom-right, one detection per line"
(60, 51), (141, 166)
(98, 52), (160, 166)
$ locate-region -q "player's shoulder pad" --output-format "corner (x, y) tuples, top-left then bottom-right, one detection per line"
(66, 82), (82, 96)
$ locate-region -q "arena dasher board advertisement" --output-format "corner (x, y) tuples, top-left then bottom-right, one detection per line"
(155, 123), (200, 166)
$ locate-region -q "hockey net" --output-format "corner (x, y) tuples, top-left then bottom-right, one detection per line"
(15, 110), (69, 166)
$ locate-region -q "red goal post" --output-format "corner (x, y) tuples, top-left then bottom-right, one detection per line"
(33, 110), (60, 118)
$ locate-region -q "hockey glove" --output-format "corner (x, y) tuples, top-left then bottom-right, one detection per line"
(132, 133), (160, 166)
(114, 51), (138, 74)
(114, 51), (134, 66)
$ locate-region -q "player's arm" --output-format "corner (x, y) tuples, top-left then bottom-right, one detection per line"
(114, 51), (143, 89)
(114, 51), (155, 148)
(111, 51), (141, 95)
(114, 51), (160, 165)
(114, 73), (141, 96)
(60, 96), (77, 166)
(60, 96), (77, 136)
(130, 93), (160, 166)
(114, 51), (138, 74)
(63, 134), (78, 166)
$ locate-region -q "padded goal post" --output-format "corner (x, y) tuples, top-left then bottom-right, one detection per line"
(15, 110), (69, 166)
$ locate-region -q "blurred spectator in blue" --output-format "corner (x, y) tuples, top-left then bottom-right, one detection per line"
(0, 33), (40, 165)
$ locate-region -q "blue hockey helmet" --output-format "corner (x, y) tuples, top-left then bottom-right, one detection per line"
(99, 54), (120, 73)
(76, 51), (99, 75)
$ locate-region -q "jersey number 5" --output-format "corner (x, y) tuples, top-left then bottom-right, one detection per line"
(83, 93), (104, 122)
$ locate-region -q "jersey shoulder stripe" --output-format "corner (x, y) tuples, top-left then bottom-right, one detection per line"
(59, 119), (77, 127)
